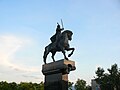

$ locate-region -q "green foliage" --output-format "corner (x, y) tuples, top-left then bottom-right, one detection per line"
(9, 82), (18, 90)
(0, 80), (92, 90)
(95, 67), (104, 78)
(39, 81), (44, 90)
(75, 79), (87, 90)
(68, 81), (74, 90)
(0, 81), (44, 90)
(86, 85), (92, 90)
(95, 63), (120, 90)
(0, 81), (10, 90)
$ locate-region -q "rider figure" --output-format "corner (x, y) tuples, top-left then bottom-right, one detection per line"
(50, 23), (64, 44)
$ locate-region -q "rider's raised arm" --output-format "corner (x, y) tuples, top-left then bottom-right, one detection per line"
(61, 28), (64, 31)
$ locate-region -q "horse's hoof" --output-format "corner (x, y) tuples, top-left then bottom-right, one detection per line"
(44, 61), (47, 64)
(68, 54), (71, 57)
(65, 58), (69, 60)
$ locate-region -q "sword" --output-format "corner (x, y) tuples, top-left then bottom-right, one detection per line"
(61, 19), (64, 29)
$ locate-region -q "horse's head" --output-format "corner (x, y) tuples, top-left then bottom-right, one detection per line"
(63, 30), (73, 41)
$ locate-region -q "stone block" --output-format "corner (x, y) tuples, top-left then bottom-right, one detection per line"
(42, 59), (76, 90)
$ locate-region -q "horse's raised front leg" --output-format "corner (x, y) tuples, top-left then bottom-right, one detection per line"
(66, 47), (75, 57)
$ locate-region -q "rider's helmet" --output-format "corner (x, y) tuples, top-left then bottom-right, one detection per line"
(57, 23), (60, 28)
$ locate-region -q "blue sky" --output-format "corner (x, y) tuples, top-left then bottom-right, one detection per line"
(0, 0), (120, 85)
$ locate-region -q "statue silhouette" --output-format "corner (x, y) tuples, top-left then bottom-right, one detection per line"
(43, 23), (75, 64)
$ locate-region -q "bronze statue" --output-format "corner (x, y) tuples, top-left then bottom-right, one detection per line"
(43, 23), (75, 64)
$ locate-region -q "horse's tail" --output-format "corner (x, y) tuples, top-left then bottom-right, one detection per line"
(43, 46), (48, 64)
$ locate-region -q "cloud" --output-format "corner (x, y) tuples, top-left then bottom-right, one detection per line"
(9, 63), (40, 72)
(0, 34), (39, 73)
(22, 75), (41, 80)
(0, 35), (23, 65)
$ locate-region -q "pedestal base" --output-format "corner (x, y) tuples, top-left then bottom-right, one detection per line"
(42, 59), (76, 90)
(45, 73), (68, 90)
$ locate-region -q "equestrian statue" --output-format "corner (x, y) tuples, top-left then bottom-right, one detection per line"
(43, 21), (75, 64)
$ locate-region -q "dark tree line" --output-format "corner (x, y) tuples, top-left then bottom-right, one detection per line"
(0, 80), (91, 90)
(0, 81), (44, 90)
(95, 63), (120, 90)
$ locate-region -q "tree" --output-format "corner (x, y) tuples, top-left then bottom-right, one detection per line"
(86, 85), (92, 90)
(68, 81), (74, 90)
(39, 81), (44, 90)
(9, 82), (18, 90)
(75, 79), (87, 90)
(95, 67), (104, 79)
(18, 82), (34, 90)
(0, 81), (10, 90)
(108, 64), (120, 90)
(95, 63), (120, 90)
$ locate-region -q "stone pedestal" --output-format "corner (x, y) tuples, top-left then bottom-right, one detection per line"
(42, 59), (76, 90)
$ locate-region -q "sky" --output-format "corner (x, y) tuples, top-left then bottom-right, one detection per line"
(0, 0), (120, 85)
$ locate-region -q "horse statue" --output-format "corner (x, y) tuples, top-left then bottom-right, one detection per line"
(43, 30), (75, 64)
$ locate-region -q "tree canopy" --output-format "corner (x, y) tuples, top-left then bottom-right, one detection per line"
(95, 63), (120, 90)
(74, 79), (91, 90)
(0, 81), (44, 90)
